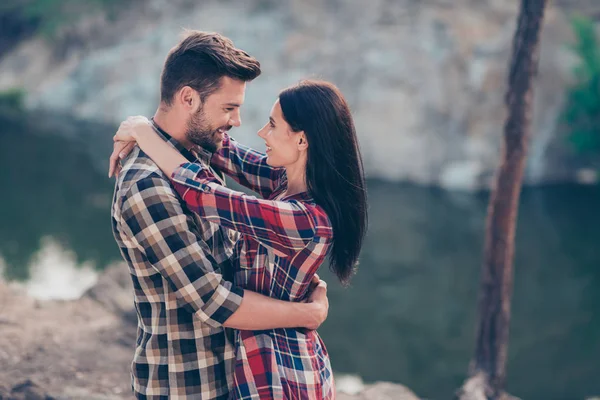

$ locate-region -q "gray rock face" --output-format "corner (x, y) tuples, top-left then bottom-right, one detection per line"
(82, 264), (136, 324)
(0, 0), (595, 189)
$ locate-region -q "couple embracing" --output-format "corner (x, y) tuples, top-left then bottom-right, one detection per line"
(109, 30), (367, 400)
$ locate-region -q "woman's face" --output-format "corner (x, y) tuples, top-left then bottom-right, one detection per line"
(257, 99), (307, 167)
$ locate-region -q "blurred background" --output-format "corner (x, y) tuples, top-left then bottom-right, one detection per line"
(0, 0), (599, 399)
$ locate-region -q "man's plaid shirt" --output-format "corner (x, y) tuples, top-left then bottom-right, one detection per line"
(111, 124), (243, 399)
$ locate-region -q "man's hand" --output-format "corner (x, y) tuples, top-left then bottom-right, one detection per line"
(305, 274), (329, 330)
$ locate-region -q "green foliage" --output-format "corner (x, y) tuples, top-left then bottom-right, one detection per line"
(0, 88), (26, 111)
(0, 0), (126, 38)
(562, 15), (600, 155)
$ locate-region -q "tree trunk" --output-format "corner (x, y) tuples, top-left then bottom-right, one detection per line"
(457, 1), (548, 399)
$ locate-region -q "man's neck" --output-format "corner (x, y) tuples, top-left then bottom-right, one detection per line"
(152, 108), (194, 149)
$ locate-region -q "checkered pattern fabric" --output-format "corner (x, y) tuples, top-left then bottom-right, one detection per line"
(111, 125), (243, 399)
(170, 134), (335, 399)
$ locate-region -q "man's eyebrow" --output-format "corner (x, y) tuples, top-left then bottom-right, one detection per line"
(224, 103), (241, 107)
(269, 117), (276, 124)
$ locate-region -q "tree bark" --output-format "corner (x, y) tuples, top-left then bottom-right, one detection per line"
(457, 1), (548, 399)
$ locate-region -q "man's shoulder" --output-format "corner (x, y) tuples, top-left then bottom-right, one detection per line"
(113, 147), (173, 201)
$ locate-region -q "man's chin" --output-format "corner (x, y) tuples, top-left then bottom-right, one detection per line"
(189, 138), (219, 153)
(213, 139), (224, 152)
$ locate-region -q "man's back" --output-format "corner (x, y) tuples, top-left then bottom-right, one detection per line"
(111, 139), (243, 400)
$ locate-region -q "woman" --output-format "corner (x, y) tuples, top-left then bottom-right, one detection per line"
(113, 80), (367, 399)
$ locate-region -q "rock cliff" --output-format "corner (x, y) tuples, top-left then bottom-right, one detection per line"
(0, 0), (598, 189)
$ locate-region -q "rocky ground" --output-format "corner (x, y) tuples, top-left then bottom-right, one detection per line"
(0, 267), (135, 400)
(0, 266), (419, 400)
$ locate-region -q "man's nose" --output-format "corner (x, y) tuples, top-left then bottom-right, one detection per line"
(229, 111), (241, 127)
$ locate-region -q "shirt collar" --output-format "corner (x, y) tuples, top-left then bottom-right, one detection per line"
(270, 179), (313, 203)
(150, 119), (212, 164)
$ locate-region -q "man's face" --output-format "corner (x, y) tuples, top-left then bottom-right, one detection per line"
(185, 76), (246, 152)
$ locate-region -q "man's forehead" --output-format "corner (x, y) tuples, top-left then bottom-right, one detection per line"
(211, 78), (246, 104)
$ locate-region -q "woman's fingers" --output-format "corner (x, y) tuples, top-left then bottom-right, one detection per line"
(114, 116), (150, 142)
(114, 126), (136, 142)
(109, 141), (136, 178)
(109, 116), (152, 177)
(122, 142), (136, 158)
(108, 142), (124, 178)
(108, 143), (120, 178)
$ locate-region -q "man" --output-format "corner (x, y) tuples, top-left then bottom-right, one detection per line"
(110, 31), (328, 399)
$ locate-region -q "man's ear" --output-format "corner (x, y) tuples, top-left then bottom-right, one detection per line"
(297, 132), (308, 151)
(178, 86), (201, 112)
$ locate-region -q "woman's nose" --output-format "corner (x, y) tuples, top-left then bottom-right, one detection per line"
(257, 125), (267, 139)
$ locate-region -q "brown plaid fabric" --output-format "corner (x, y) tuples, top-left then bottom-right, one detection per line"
(111, 125), (243, 399)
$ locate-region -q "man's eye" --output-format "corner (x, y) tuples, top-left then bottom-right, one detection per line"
(225, 108), (234, 112)
(269, 121), (275, 127)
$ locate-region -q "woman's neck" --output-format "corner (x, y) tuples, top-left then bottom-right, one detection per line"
(284, 161), (307, 197)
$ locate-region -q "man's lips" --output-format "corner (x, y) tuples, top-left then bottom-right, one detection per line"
(215, 126), (232, 136)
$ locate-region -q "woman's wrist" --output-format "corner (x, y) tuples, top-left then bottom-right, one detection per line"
(131, 122), (150, 140)
(133, 124), (157, 149)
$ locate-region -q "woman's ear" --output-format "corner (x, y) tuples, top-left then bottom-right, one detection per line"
(298, 132), (308, 151)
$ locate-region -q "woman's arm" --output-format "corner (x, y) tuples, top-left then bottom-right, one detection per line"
(211, 133), (285, 198)
(111, 116), (190, 177)
(133, 125), (188, 177)
(114, 118), (332, 255)
(171, 163), (333, 256)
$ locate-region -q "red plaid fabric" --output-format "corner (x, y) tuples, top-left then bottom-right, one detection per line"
(170, 134), (335, 399)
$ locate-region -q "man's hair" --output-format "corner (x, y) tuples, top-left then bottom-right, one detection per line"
(160, 31), (261, 105)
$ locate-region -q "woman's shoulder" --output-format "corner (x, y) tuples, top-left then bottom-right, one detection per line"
(293, 199), (333, 240)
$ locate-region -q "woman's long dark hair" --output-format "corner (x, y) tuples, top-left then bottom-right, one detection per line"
(279, 80), (367, 285)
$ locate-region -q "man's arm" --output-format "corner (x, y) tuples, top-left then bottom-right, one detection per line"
(120, 174), (327, 330)
(225, 279), (328, 330)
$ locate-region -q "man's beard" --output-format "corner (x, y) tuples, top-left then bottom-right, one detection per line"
(185, 108), (229, 153)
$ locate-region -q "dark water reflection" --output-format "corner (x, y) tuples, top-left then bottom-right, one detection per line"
(0, 119), (116, 280)
(1, 118), (598, 399)
(317, 182), (600, 399)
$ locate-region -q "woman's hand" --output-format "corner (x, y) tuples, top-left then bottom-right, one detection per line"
(108, 141), (136, 178)
(108, 116), (153, 178)
(114, 115), (152, 142)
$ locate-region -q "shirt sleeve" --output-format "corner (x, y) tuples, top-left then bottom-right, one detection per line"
(170, 162), (333, 256)
(119, 173), (244, 328)
(210, 133), (285, 199)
